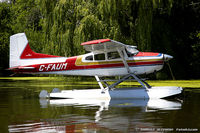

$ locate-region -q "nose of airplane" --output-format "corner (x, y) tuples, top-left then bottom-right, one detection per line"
(163, 54), (173, 61)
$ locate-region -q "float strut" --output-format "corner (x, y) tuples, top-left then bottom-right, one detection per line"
(95, 75), (106, 92)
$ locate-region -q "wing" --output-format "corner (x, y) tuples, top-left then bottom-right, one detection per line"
(81, 39), (137, 52)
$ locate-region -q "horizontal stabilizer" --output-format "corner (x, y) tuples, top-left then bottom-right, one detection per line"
(8, 66), (36, 70)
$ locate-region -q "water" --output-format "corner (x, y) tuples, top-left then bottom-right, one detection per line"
(0, 78), (200, 133)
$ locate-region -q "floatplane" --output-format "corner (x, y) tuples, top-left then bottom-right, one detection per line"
(9, 33), (182, 99)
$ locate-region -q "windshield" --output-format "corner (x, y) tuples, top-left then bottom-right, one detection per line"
(126, 46), (139, 57)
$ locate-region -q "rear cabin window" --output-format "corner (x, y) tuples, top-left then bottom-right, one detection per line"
(108, 51), (120, 60)
(85, 55), (93, 61)
(94, 53), (105, 61)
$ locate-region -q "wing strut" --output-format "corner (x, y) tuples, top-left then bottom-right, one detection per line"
(117, 49), (131, 74)
(117, 48), (151, 89)
(94, 48), (151, 93)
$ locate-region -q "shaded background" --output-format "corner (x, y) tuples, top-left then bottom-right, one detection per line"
(0, 0), (200, 79)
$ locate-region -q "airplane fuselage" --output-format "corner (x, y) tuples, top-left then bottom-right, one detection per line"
(12, 51), (164, 76)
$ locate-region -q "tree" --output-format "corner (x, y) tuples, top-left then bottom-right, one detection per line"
(0, 0), (199, 79)
(0, 2), (13, 72)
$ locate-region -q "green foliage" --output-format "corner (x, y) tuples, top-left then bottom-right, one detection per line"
(0, 0), (199, 79)
(0, 2), (13, 69)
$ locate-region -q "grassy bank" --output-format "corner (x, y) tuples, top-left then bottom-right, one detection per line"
(0, 77), (200, 88)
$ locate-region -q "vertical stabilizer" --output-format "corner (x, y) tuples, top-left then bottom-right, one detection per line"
(10, 33), (28, 68)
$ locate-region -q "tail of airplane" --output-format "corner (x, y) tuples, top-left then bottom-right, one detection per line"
(9, 33), (28, 68)
(9, 33), (60, 68)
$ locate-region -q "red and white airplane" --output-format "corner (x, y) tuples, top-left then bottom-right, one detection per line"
(9, 33), (182, 99)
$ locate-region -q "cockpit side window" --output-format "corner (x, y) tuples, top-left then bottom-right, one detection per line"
(85, 55), (93, 61)
(94, 53), (105, 61)
(107, 51), (120, 60)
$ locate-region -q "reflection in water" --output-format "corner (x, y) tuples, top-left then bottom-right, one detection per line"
(9, 98), (182, 133)
(9, 120), (107, 133)
(48, 98), (182, 121)
(1, 78), (200, 132)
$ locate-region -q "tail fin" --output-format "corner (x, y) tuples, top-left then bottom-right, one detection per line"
(9, 33), (61, 68)
(9, 33), (28, 68)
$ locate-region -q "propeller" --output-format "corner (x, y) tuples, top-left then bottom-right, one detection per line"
(163, 54), (175, 80)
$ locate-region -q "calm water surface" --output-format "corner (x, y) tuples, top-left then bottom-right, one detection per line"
(0, 78), (200, 133)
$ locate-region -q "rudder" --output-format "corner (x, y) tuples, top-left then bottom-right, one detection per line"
(9, 33), (28, 68)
